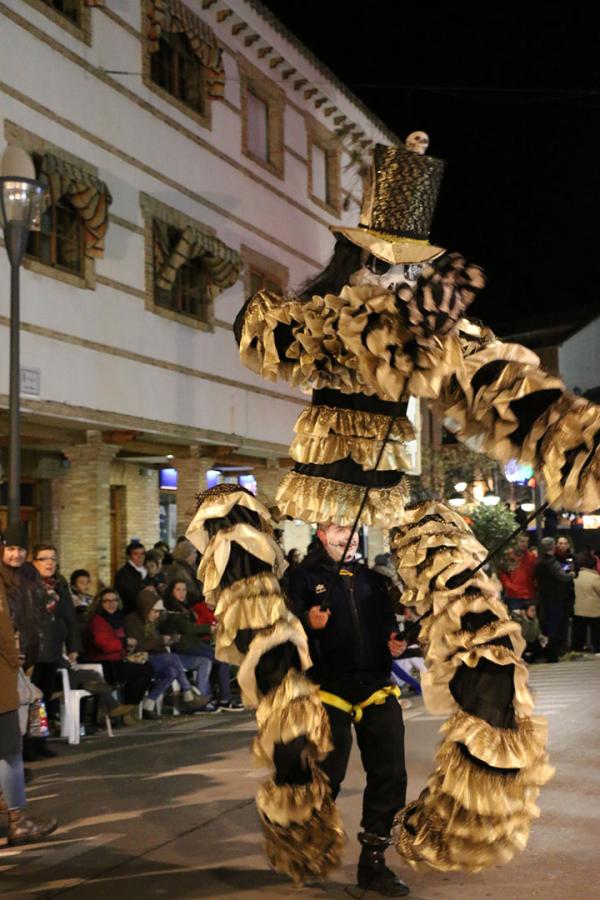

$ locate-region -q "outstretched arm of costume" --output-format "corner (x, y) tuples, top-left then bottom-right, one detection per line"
(430, 321), (600, 511)
(186, 486), (344, 884)
(390, 502), (553, 872)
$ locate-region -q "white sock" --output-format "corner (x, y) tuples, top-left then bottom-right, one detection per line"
(143, 698), (155, 711)
(183, 690), (193, 702)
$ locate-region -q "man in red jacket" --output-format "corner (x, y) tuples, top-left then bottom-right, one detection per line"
(499, 534), (538, 611)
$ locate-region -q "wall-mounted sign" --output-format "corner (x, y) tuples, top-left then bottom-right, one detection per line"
(20, 367), (41, 397)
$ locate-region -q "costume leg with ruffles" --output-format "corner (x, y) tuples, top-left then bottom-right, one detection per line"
(186, 484), (345, 884)
(389, 501), (554, 872)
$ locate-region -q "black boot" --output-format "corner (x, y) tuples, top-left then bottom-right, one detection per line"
(357, 832), (410, 897)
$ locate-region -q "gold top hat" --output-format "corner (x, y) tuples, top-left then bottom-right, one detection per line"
(333, 143), (446, 265)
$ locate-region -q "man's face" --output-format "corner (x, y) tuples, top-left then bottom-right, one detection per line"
(129, 547), (145, 567)
(2, 545), (27, 568)
(517, 535), (529, 554)
(556, 537), (570, 557)
(318, 524), (359, 563)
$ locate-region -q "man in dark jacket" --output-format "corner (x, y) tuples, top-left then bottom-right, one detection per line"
(535, 536), (575, 662)
(115, 541), (147, 615)
(289, 522), (409, 897)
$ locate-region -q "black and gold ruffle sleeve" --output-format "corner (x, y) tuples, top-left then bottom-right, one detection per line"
(389, 502), (553, 872)
(186, 486), (345, 883)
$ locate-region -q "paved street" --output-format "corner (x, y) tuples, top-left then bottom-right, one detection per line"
(2, 659), (599, 900)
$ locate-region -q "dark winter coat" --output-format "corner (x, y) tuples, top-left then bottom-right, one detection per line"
(115, 562), (145, 616)
(35, 571), (82, 663)
(124, 590), (167, 654)
(288, 545), (397, 693)
(535, 554), (575, 610)
(160, 598), (211, 654)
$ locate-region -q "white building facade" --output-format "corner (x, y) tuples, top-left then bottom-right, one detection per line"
(0, 0), (398, 583)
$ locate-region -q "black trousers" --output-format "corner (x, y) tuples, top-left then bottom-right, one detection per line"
(100, 660), (153, 705)
(572, 616), (600, 653)
(319, 694), (407, 837)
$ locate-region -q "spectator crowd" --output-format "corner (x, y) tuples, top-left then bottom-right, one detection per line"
(1, 524), (599, 848)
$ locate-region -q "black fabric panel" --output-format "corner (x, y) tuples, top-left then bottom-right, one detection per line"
(203, 505), (263, 537)
(218, 542), (272, 588)
(470, 360), (508, 393)
(449, 658), (517, 729)
(460, 611), (499, 633)
(509, 390), (562, 446)
(273, 736), (313, 786)
(234, 629), (255, 656)
(254, 641), (302, 697)
(294, 459), (404, 488)
(457, 742), (519, 776)
(312, 387), (407, 417)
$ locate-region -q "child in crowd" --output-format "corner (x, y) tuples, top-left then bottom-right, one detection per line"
(391, 606), (426, 695)
(70, 569), (94, 618)
(511, 603), (548, 663)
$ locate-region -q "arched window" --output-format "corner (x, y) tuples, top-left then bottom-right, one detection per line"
(26, 156), (84, 275)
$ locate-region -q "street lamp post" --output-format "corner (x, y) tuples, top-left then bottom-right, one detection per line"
(0, 147), (44, 528)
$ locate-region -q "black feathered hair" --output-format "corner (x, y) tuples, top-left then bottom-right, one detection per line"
(297, 234), (362, 300)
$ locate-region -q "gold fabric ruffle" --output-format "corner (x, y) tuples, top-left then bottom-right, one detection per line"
(253, 669), (333, 768)
(294, 404), (415, 442)
(237, 620), (312, 709)
(433, 330), (600, 512)
(276, 470), (409, 527)
(198, 523), (286, 594)
(289, 431), (413, 471)
(187, 488), (272, 554)
(440, 710), (548, 770)
(239, 283), (461, 401)
(213, 573), (288, 665)
(388, 500), (553, 872)
(257, 771), (346, 884)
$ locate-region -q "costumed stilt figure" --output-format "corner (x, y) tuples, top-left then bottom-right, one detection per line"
(186, 136), (600, 894)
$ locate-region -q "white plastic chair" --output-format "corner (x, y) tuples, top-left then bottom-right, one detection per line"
(59, 665), (113, 745)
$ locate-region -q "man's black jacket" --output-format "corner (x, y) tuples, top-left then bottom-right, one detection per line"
(288, 545), (396, 695)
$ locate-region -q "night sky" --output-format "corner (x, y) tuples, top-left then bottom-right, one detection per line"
(260, 1), (600, 333)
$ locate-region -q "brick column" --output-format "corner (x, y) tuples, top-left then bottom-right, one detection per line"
(175, 447), (214, 539)
(60, 431), (119, 588)
(253, 463), (285, 519)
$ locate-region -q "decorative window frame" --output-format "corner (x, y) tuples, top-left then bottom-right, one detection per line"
(240, 245), (289, 297)
(22, 0), (92, 45)
(4, 122), (97, 290)
(141, 1), (214, 131)
(239, 56), (285, 181)
(305, 113), (342, 217)
(141, 193), (219, 332)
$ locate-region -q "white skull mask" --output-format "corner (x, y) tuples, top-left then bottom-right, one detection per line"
(405, 131), (430, 155)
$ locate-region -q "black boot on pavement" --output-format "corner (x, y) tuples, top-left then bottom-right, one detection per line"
(7, 808), (58, 846)
(357, 832), (410, 897)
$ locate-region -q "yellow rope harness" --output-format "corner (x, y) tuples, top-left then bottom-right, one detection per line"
(318, 685), (401, 723)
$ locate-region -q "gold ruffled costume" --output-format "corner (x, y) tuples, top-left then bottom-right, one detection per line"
(390, 502), (554, 871)
(186, 485), (345, 883)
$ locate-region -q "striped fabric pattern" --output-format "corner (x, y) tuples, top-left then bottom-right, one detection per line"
(39, 153), (113, 259)
(154, 221), (242, 298)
